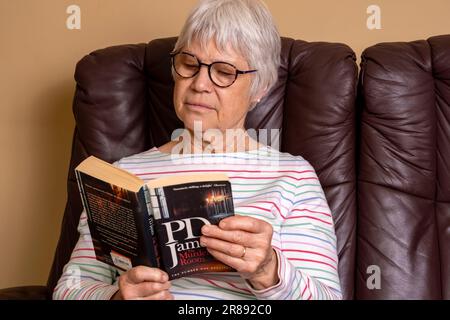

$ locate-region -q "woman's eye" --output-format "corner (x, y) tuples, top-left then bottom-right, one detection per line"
(217, 70), (234, 76)
(182, 63), (198, 69)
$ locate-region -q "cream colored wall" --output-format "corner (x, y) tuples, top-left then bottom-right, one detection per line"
(0, 0), (448, 289)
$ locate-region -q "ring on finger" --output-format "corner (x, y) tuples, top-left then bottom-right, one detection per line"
(240, 246), (246, 258)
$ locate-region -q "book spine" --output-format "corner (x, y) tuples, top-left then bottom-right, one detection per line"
(143, 185), (162, 268)
(147, 186), (173, 275)
(143, 185), (157, 238)
(148, 186), (162, 220)
(148, 186), (172, 275)
(136, 188), (160, 268)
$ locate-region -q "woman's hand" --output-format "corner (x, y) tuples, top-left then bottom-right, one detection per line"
(111, 266), (173, 300)
(200, 216), (279, 290)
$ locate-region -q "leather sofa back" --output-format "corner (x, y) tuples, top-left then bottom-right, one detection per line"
(47, 37), (359, 299)
(357, 34), (450, 299)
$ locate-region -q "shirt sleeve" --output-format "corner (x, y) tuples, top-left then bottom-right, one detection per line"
(52, 209), (120, 300)
(245, 160), (343, 300)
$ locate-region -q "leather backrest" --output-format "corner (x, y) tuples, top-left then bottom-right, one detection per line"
(357, 34), (450, 299)
(47, 37), (358, 299)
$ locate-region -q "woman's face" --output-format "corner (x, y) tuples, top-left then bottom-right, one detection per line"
(173, 40), (258, 133)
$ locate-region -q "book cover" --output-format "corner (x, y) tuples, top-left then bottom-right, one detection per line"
(149, 180), (235, 279)
(75, 155), (235, 279)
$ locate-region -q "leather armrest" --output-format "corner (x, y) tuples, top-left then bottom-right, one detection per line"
(0, 286), (49, 300)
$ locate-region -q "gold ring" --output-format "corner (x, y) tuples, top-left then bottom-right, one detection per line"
(240, 246), (246, 258)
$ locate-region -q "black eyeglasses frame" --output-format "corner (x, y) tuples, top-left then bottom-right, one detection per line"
(170, 51), (258, 88)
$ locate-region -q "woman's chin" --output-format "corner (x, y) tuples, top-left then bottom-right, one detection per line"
(182, 117), (217, 132)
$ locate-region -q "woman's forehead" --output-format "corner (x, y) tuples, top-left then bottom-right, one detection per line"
(183, 39), (248, 66)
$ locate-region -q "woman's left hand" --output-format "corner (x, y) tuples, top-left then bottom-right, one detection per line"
(200, 215), (279, 290)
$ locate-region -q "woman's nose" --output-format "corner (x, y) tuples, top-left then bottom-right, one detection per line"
(190, 65), (213, 92)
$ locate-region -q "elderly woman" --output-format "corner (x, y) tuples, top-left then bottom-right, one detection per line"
(53, 0), (342, 300)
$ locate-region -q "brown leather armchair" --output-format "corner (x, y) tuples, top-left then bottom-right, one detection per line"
(5, 34), (448, 300)
(0, 37), (358, 300)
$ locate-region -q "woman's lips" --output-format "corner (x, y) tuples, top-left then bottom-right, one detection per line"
(185, 102), (215, 112)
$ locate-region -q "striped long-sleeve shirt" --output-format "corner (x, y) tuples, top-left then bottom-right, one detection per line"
(53, 145), (342, 300)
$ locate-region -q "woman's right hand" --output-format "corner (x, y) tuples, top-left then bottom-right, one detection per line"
(111, 266), (173, 300)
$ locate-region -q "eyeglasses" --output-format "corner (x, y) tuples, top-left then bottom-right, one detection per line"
(170, 51), (257, 88)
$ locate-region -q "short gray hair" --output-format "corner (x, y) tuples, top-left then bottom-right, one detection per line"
(173, 0), (281, 105)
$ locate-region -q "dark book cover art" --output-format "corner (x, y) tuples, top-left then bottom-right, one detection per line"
(150, 180), (235, 279)
(75, 171), (159, 271)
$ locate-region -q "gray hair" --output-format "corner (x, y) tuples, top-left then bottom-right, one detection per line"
(173, 0), (281, 106)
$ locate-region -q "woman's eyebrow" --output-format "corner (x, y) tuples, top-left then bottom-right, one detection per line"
(183, 50), (239, 65)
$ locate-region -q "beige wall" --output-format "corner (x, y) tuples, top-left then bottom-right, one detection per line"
(0, 0), (448, 289)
